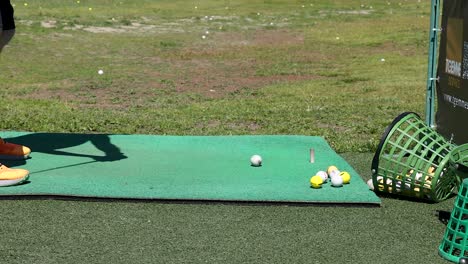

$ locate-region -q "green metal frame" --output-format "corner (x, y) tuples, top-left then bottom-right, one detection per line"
(426, 0), (441, 127)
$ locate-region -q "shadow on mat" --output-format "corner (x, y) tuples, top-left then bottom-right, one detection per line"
(2, 133), (127, 168)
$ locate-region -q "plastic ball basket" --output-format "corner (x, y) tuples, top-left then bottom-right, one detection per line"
(371, 112), (458, 202)
(439, 179), (468, 263)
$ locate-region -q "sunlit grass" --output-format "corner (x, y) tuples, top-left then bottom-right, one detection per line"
(0, 0), (432, 153)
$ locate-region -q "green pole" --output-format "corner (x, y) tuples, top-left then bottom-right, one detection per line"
(425, 0), (440, 127)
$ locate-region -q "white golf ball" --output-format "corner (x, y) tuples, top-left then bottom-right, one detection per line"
(367, 179), (374, 190)
(250, 155), (262, 167)
(98, 69), (104, 75)
(331, 176), (343, 187)
(329, 170), (341, 178)
(415, 172), (423, 181)
(202, 35), (206, 39)
(316, 171), (328, 182)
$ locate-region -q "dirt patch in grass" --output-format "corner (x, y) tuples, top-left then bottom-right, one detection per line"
(21, 29), (319, 108)
(372, 41), (417, 56)
(61, 20), (190, 34)
(155, 29), (319, 97)
(151, 56), (316, 97)
(178, 70), (314, 96)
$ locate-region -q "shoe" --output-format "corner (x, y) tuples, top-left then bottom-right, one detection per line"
(0, 164), (29, 187)
(0, 138), (31, 160)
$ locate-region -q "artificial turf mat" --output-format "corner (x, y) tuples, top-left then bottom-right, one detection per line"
(0, 132), (380, 205)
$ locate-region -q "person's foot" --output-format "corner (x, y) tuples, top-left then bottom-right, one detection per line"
(0, 138), (31, 160)
(0, 164), (29, 187)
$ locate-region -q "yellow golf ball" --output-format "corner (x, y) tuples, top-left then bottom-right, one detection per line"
(327, 165), (338, 175)
(340, 171), (351, 184)
(310, 175), (323, 189)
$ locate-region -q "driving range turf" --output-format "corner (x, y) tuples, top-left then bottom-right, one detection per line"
(0, 0), (456, 263)
(0, 153), (454, 264)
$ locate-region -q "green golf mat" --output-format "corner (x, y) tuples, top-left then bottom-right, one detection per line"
(0, 132), (381, 205)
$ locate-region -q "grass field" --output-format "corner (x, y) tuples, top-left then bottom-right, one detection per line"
(0, 0), (457, 263)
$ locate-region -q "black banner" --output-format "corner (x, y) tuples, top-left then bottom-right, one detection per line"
(437, 0), (468, 144)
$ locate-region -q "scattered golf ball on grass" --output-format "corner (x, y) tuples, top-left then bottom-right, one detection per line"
(98, 69), (104, 75)
(250, 155), (262, 167)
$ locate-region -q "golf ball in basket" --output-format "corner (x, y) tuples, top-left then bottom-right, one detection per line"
(331, 176), (343, 187)
(250, 155), (262, 167)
